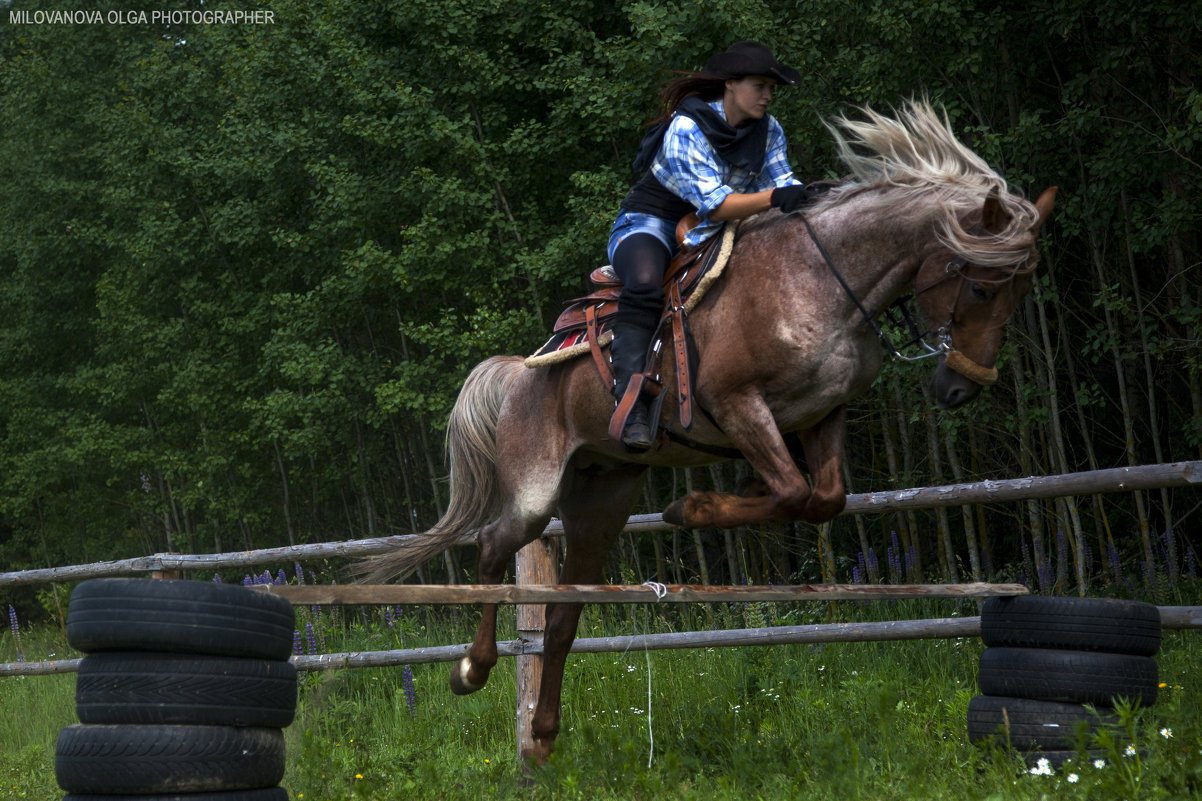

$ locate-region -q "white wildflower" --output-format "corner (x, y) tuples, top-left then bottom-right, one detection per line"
(1067, 773), (1079, 783)
(1029, 758), (1053, 776)
(1093, 759), (1106, 769)
(1160, 728), (1173, 739)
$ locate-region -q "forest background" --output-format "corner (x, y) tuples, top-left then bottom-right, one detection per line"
(1, 0), (1199, 618)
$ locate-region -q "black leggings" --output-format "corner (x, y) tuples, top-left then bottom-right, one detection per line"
(612, 233), (670, 331)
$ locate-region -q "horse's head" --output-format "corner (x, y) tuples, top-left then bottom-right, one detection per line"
(916, 186), (1057, 409)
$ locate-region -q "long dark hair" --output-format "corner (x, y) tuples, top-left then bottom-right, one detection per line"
(648, 71), (727, 126)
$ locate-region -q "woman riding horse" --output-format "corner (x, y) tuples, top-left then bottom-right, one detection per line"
(608, 41), (819, 450)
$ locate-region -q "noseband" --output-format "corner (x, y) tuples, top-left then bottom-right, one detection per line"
(800, 215), (1020, 386)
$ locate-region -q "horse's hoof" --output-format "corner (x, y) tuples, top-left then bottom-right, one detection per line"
(520, 742), (553, 770)
(801, 493), (847, 524)
(449, 656), (486, 695)
(664, 494), (715, 528)
(663, 499), (686, 526)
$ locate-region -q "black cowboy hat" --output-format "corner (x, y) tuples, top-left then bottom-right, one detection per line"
(704, 41), (801, 85)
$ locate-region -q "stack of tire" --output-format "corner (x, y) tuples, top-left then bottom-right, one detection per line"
(969, 595), (1161, 766)
(56, 578), (298, 801)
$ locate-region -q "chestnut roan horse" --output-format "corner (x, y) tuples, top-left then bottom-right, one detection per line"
(361, 100), (1056, 763)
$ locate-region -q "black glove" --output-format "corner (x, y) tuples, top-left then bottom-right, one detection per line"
(770, 184), (819, 214)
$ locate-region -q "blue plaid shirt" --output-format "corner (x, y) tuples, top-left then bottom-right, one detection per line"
(650, 99), (800, 247)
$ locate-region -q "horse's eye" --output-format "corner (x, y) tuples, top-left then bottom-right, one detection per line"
(969, 283), (995, 302)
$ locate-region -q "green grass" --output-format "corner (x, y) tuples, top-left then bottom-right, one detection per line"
(2, 599), (1200, 800)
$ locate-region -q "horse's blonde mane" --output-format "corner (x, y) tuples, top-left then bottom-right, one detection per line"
(809, 99), (1038, 268)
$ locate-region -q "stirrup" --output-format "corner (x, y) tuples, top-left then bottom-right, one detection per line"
(609, 373), (653, 451)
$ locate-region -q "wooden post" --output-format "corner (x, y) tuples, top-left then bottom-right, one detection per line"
(514, 536), (557, 762)
(150, 554), (182, 580)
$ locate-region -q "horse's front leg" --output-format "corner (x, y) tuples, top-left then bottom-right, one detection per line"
(797, 404), (848, 522)
(664, 391), (820, 527)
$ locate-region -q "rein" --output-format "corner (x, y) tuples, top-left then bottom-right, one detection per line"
(798, 215), (945, 364)
(798, 214), (1000, 385)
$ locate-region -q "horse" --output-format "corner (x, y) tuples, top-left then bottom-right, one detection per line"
(360, 100), (1057, 764)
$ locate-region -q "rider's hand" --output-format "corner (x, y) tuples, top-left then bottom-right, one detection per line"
(770, 184), (819, 214)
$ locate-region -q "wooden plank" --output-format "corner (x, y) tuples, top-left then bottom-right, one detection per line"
(254, 582), (1029, 605)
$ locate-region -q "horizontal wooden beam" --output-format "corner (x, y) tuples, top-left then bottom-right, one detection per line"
(255, 582), (1029, 605)
(1, 461), (1197, 588)
(5, 605), (1200, 677)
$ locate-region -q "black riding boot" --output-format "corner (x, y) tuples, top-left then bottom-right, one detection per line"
(609, 320), (657, 451)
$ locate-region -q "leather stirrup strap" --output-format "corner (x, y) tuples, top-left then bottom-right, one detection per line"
(608, 372), (647, 443)
(585, 303), (614, 392)
(667, 282), (693, 430)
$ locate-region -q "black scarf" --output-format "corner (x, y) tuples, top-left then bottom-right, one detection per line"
(631, 95), (771, 175)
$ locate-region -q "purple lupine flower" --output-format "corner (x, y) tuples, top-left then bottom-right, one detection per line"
(293, 629), (303, 657)
(384, 607), (395, 629)
(401, 664), (418, 716)
(275, 569), (287, 585)
(1108, 545), (1124, 584)
(1187, 547), (1197, 579)
(295, 563), (306, 585)
(857, 551), (867, 581)
(8, 605), (23, 663)
(260, 570), (272, 585)
(212, 574), (223, 583)
(851, 565), (862, 585)
(243, 575), (253, 586)
(887, 546), (901, 583)
(305, 621), (317, 655)
(867, 548), (879, 578)
(1056, 527), (1069, 590)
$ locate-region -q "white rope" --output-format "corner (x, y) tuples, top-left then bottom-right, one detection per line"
(637, 581), (666, 766)
(642, 580), (668, 600)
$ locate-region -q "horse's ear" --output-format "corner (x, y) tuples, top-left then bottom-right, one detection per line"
(1032, 186), (1058, 235)
(981, 186), (1008, 233)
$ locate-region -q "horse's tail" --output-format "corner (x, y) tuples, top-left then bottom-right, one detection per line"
(357, 355), (526, 583)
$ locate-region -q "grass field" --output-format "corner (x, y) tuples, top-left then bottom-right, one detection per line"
(2, 595), (1200, 800)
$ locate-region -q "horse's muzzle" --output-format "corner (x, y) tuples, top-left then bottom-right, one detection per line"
(929, 360), (984, 410)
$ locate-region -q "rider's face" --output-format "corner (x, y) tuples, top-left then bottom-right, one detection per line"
(723, 75), (777, 127)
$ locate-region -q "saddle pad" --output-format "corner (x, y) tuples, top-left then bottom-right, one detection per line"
(524, 222), (738, 368)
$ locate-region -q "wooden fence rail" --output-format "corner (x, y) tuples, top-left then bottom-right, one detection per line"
(2, 461), (1198, 589)
(5, 606), (1200, 678)
(254, 582), (1029, 605)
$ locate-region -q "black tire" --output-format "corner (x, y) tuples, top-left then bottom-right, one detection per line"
(967, 695), (1119, 750)
(977, 647), (1158, 707)
(67, 579), (294, 659)
(981, 595), (1161, 656)
(65, 789), (288, 801)
(76, 653), (297, 727)
(55, 724), (285, 795)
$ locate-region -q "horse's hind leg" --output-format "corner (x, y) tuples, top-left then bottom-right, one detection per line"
(525, 463), (646, 765)
(450, 502), (554, 695)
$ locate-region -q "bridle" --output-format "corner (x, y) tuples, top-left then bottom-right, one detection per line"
(800, 214), (1032, 386)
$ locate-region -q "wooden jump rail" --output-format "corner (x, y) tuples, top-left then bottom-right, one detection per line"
(5, 605), (1201, 678)
(253, 582), (1030, 605)
(2, 461), (1197, 589)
